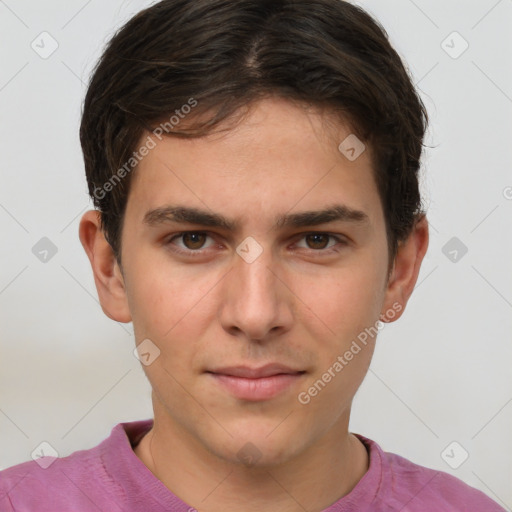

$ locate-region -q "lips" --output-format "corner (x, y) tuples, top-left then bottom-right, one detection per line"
(207, 363), (304, 379)
(206, 364), (306, 401)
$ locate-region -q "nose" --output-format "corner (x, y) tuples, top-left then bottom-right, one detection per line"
(218, 245), (294, 343)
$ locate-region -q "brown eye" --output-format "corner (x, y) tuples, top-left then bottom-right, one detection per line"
(181, 232), (208, 250)
(305, 233), (331, 250)
(167, 232), (215, 255)
(295, 233), (346, 253)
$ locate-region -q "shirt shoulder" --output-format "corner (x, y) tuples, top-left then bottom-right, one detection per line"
(362, 436), (506, 511)
(0, 438), (122, 512)
(1, 419), (195, 512)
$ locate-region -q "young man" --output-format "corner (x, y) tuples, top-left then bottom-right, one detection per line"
(0, 0), (506, 510)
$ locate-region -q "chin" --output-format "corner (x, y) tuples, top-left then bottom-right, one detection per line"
(205, 419), (308, 468)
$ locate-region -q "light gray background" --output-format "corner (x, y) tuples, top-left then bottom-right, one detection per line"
(1, 0), (511, 508)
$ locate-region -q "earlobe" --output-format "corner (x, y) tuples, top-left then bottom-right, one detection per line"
(380, 214), (429, 323)
(78, 210), (132, 323)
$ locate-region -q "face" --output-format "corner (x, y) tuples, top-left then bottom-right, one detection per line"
(86, 97), (419, 466)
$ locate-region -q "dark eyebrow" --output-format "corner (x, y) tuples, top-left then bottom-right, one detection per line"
(142, 204), (369, 231)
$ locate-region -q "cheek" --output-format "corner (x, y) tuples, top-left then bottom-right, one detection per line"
(126, 252), (212, 337)
(292, 262), (383, 345)
(293, 271), (380, 416)
(126, 258), (225, 379)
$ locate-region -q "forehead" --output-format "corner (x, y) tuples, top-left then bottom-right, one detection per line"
(125, 97), (382, 230)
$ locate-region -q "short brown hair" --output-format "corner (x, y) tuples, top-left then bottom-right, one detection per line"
(80, 0), (429, 272)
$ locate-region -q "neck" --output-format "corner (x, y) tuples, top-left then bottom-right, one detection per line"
(134, 411), (369, 512)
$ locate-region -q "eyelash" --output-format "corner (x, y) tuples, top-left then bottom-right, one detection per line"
(165, 231), (348, 257)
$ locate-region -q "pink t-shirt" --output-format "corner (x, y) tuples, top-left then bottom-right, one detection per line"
(0, 418), (505, 511)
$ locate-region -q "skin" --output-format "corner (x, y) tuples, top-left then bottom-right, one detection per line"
(79, 97), (428, 512)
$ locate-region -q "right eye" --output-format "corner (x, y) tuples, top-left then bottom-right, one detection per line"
(165, 231), (217, 256)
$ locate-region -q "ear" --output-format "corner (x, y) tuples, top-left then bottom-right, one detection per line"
(380, 214), (429, 323)
(78, 210), (132, 323)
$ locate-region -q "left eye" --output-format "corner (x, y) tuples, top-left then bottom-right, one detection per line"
(295, 233), (341, 251)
